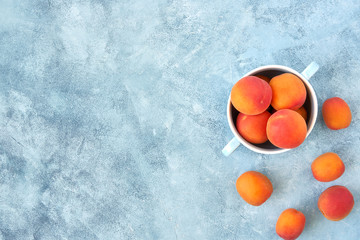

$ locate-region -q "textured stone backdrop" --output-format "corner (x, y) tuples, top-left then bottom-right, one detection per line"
(0, 0), (360, 239)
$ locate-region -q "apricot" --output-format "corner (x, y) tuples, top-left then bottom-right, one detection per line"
(276, 208), (306, 240)
(322, 97), (351, 130)
(295, 106), (307, 122)
(236, 111), (271, 144)
(231, 76), (272, 115)
(236, 171), (273, 206)
(266, 109), (307, 149)
(269, 73), (307, 110)
(318, 185), (354, 221)
(255, 74), (270, 83)
(311, 152), (345, 182)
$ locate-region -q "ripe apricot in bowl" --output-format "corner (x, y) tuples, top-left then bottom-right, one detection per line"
(236, 171), (273, 206)
(266, 109), (307, 149)
(276, 208), (306, 240)
(230, 76), (272, 115)
(269, 73), (307, 110)
(322, 97), (351, 130)
(236, 111), (271, 144)
(318, 185), (354, 221)
(311, 152), (345, 182)
(295, 106), (307, 122)
(255, 74), (270, 83)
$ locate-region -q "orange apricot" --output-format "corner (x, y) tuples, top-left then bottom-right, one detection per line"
(276, 208), (306, 240)
(236, 111), (271, 144)
(318, 185), (354, 221)
(322, 97), (351, 130)
(255, 74), (270, 83)
(231, 76), (272, 115)
(295, 106), (307, 122)
(236, 171), (273, 206)
(266, 109), (307, 149)
(269, 73), (307, 110)
(311, 152), (345, 182)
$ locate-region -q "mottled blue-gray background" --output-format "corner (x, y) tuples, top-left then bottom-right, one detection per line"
(0, 0), (360, 239)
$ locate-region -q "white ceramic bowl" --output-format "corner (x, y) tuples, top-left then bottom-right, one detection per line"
(222, 62), (319, 156)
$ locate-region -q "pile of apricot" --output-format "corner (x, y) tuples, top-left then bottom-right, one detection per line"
(231, 73), (309, 148)
(236, 152), (354, 240)
(231, 73), (353, 239)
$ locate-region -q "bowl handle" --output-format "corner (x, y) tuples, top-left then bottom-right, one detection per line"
(301, 62), (319, 80)
(222, 137), (241, 156)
